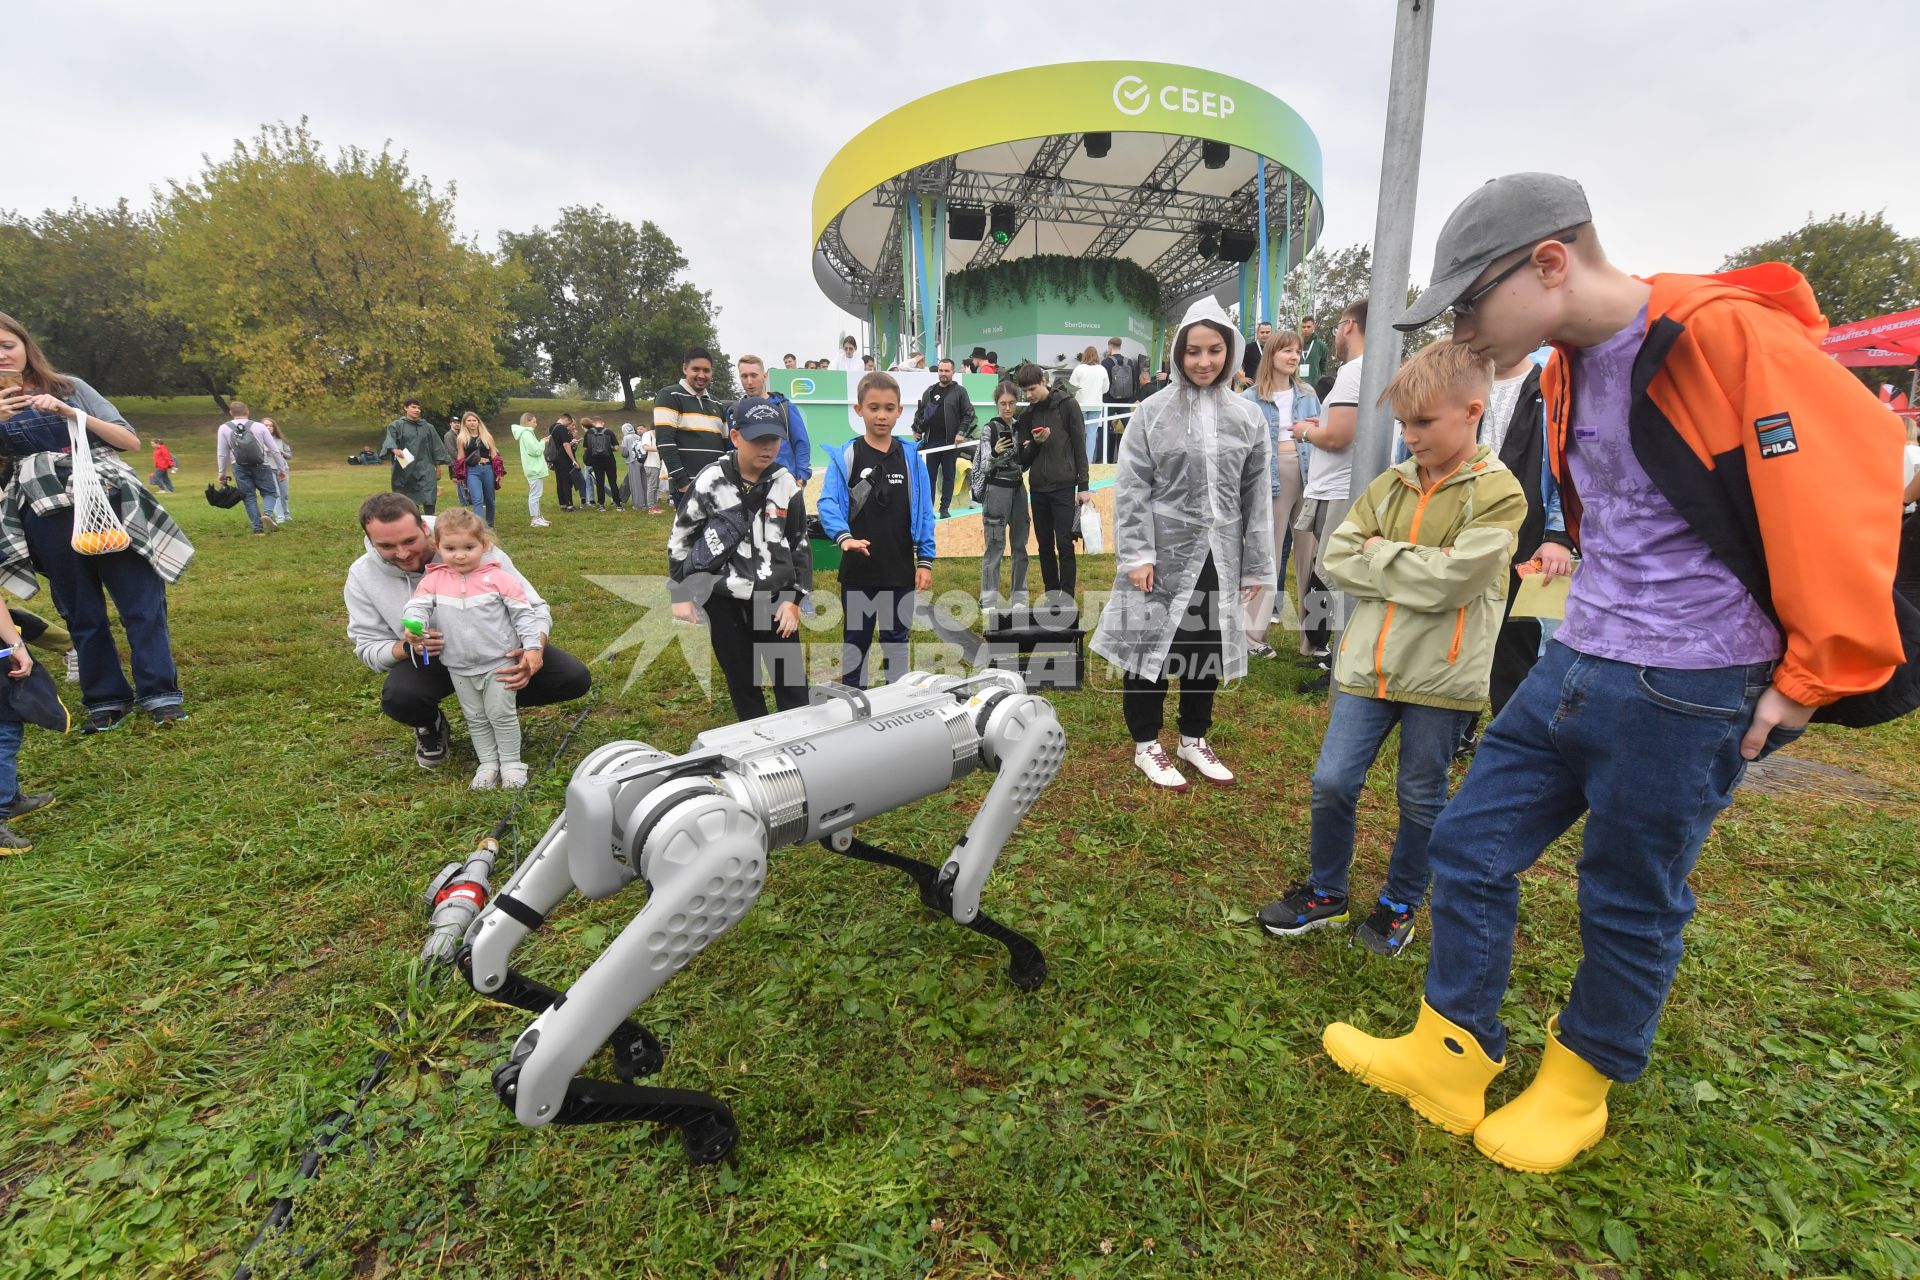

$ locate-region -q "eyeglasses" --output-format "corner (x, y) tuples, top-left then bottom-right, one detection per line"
(1451, 233), (1576, 324)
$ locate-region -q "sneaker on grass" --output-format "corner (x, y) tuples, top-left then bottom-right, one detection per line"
(81, 707), (132, 735)
(1177, 736), (1236, 785)
(414, 713), (450, 768)
(1353, 895), (1418, 956)
(0, 821), (31, 856)
(3, 792), (54, 820)
(1132, 741), (1189, 791)
(1257, 882), (1350, 937)
(471, 763), (500, 790)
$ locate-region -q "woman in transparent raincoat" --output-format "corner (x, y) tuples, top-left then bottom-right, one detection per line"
(1090, 297), (1275, 790)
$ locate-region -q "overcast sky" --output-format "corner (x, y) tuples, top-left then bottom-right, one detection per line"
(24, 0), (1918, 372)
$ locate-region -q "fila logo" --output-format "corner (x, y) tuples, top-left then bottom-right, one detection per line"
(1754, 412), (1799, 459)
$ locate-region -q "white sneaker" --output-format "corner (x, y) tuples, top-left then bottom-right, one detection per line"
(1177, 736), (1236, 786)
(531, 518), (551, 527)
(64, 649), (79, 684)
(499, 762), (529, 789)
(470, 763), (500, 790)
(1133, 741), (1189, 791)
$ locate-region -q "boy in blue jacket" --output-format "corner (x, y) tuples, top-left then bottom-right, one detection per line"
(818, 372), (935, 688)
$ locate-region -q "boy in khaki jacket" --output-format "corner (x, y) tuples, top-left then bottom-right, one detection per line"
(1258, 342), (1525, 954)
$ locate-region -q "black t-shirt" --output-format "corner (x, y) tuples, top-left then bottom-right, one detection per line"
(842, 438), (913, 589)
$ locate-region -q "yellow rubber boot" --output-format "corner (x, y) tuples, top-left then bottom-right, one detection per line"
(1322, 1000), (1504, 1135)
(1474, 1017), (1612, 1173)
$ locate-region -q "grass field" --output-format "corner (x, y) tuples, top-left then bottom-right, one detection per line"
(1, 398), (1916, 1279)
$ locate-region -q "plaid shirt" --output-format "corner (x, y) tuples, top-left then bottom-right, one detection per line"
(0, 448), (196, 598)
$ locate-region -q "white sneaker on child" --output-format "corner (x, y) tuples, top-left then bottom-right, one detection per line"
(1133, 741), (1189, 791)
(1177, 736), (1236, 786)
(470, 764), (500, 790)
(499, 763), (529, 790)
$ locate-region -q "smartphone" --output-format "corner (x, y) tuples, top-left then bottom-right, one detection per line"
(0, 371), (22, 391)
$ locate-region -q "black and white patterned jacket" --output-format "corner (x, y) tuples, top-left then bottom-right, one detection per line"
(666, 455), (809, 606)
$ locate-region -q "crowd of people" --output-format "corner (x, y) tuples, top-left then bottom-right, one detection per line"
(1, 168), (1914, 1180)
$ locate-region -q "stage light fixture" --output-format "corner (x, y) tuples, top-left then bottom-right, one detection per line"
(1201, 140), (1230, 169)
(990, 204), (1017, 245)
(948, 205), (986, 241)
(1083, 132), (1111, 159)
(1197, 222), (1221, 259)
(1218, 229), (1258, 263)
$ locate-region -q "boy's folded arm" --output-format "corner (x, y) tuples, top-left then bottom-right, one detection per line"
(1366, 519), (1523, 611)
(1320, 513), (1387, 601)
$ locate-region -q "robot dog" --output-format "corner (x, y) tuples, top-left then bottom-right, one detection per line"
(422, 670), (1066, 1165)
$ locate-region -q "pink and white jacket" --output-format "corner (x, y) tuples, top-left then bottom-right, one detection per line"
(400, 557), (547, 676)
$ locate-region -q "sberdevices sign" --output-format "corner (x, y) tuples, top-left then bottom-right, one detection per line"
(1111, 73), (1236, 120)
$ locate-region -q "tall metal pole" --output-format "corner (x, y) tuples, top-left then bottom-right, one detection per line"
(1340, 0), (1436, 528)
(1256, 155), (1270, 327)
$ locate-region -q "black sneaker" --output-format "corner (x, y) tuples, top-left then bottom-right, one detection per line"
(414, 713), (450, 768)
(0, 822), (31, 856)
(1295, 670), (1331, 696)
(1353, 896), (1418, 956)
(1257, 882), (1351, 937)
(81, 707), (132, 735)
(1248, 641), (1277, 659)
(149, 705), (189, 728)
(4, 792), (54, 820)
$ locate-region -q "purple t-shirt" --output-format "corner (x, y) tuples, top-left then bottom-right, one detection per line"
(1555, 308), (1782, 669)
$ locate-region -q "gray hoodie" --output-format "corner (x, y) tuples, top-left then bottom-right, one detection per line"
(344, 519), (552, 672)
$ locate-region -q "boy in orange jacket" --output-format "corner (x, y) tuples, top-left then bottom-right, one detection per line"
(1321, 173), (1910, 1174)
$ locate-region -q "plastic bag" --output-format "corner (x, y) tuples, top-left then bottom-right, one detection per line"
(67, 409), (132, 555)
(1077, 501), (1105, 555)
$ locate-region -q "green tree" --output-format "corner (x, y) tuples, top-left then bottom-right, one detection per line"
(0, 201), (202, 396)
(500, 207), (730, 410)
(150, 120), (522, 420)
(1280, 242), (1452, 372)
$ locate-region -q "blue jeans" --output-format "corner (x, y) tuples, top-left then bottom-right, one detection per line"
(271, 471), (290, 522)
(1309, 689), (1471, 908)
(234, 463), (278, 532)
(464, 467), (497, 525)
(22, 504), (183, 715)
(1423, 642), (1793, 1082)
(0, 718), (20, 809)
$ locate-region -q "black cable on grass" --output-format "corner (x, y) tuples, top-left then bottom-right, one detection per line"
(233, 691), (602, 1279)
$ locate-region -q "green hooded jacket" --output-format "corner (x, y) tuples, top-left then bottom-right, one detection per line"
(1323, 445), (1527, 711)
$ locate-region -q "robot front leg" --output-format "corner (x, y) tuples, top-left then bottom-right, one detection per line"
(460, 786), (667, 1080)
(493, 789), (769, 1164)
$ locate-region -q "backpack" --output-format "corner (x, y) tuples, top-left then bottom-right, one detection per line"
(1103, 354), (1136, 403)
(584, 426), (614, 460)
(543, 427), (566, 468)
(229, 420), (266, 468)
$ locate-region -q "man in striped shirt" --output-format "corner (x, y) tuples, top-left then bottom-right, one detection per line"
(654, 347), (727, 509)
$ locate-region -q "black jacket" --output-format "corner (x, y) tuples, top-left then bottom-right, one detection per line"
(1015, 384), (1090, 493)
(913, 381), (977, 448)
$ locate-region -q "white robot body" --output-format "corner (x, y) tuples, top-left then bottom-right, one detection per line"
(444, 671), (1065, 1163)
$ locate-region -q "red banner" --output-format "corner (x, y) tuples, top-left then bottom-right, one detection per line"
(1823, 306), (1920, 354)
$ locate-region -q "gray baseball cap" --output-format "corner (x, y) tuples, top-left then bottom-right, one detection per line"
(1396, 173), (1592, 331)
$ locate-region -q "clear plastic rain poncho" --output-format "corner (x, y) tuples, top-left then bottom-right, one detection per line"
(1089, 296), (1276, 682)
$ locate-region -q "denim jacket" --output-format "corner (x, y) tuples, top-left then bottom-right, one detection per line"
(1240, 381), (1322, 497)
(0, 377), (132, 458)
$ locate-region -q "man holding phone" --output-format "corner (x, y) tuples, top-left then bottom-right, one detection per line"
(1013, 363), (1093, 609)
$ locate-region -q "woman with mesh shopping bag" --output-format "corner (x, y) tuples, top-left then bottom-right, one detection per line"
(0, 312), (194, 733)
